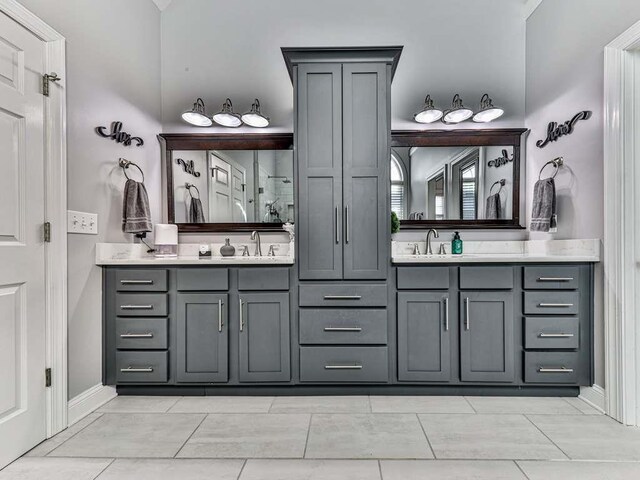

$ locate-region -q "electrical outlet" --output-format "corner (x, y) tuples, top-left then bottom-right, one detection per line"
(67, 210), (98, 235)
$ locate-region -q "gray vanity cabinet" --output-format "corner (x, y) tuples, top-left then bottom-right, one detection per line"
(397, 292), (451, 382)
(238, 293), (291, 382)
(176, 293), (228, 383)
(459, 292), (515, 383)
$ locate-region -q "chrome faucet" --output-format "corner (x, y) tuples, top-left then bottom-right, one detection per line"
(412, 243), (421, 255)
(426, 228), (439, 255)
(240, 245), (250, 257)
(250, 231), (262, 256)
(267, 244), (279, 256)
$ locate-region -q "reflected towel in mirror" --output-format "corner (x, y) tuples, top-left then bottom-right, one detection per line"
(189, 197), (205, 223)
(485, 193), (502, 220)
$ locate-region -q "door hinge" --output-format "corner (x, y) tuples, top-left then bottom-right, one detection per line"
(42, 72), (61, 97)
(44, 222), (51, 242)
(45, 368), (52, 387)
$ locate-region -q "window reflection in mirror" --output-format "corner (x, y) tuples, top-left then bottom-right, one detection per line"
(172, 149), (294, 224)
(390, 145), (514, 221)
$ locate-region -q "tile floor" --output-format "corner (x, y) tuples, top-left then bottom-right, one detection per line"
(2, 395), (640, 479)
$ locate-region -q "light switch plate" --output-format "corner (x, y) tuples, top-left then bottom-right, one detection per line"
(67, 210), (98, 235)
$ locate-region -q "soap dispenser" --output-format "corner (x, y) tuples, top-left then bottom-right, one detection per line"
(452, 231), (463, 255)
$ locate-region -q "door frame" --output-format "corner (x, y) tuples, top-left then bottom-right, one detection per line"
(0, 0), (68, 437)
(604, 19), (640, 426)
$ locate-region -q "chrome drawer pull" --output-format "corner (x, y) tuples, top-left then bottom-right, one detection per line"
(324, 364), (363, 370)
(537, 277), (574, 282)
(464, 297), (470, 330)
(323, 295), (362, 300)
(444, 297), (449, 332)
(538, 303), (574, 308)
(218, 299), (224, 333)
(239, 298), (244, 332)
(538, 367), (574, 373)
(120, 305), (153, 310)
(538, 333), (574, 338)
(324, 327), (362, 332)
(120, 366), (154, 373)
(335, 206), (340, 244)
(120, 280), (154, 285)
(120, 333), (154, 338)
(345, 205), (350, 244)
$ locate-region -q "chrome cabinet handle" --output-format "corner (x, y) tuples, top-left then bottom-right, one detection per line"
(324, 365), (363, 370)
(464, 297), (470, 330)
(538, 333), (574, 338)
(345, 205), (350, 244)
(444, 297), (449, 332)
(538, 303), (574, 308)
(218, 299), (224, 332)
(323, 295), (362, 300)
(119, 333), (153, 338)
(120, 305), (153, 310)
(537, 277), (574, 282)
(120, 367), (153, 373)
(538, 367), (574, 373)
(324, 326), (362, 332)
(239, 298), (244, 332)
(120, 279), (154, 285)
(335, 206), (340, 244)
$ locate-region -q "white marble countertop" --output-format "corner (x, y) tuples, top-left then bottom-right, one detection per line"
(96, 242), (295, 266)
(392, 239), (601, 264)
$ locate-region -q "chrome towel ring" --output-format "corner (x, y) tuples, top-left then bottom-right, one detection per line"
(538, 156), (564, 180)
(118, 158), (145, 183)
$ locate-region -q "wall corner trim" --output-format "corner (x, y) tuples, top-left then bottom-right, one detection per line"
(67, 384), (116, 427)
(524, 0), (543, 20)
(579, 385), (606, 413)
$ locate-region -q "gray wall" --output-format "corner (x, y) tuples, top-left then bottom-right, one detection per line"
(160, 0), (526, 133)
(525, 0), (640, 387)
(17, 0), (162, 398)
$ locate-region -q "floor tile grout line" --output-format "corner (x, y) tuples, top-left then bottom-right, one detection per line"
(163, 396), (183, 413)
(91, 458), (116, 480)
(522, 414), (571, 460)
(377, 459), (384, 479)
(561, 397), (588, 415)
(302, 414), (313, 458)
(236, 458), (248, 480)
(462, 396), (478, 414)
(44, 413), (105, 457)
(172, 413), (209, 459)
(415, 413), (437, 459)
(368, 395), (373, 413)
(266, 396), (277, 413)
(513, 460), (532, 480)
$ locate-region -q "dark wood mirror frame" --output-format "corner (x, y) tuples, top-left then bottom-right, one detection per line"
(391, 128), (528, 230)
(159, 133), (294, 233)
(160, 128), (527, 233)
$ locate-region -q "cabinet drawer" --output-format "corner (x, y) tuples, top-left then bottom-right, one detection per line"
(524, 352), (579, 384)
(115, 318), (168, 350)
(115, 269), (168, 292)
(524, 317), (579, 350)
(299, 309), (387, 345)
(116, 351), (168, 383)
(115, 293), (168, 316)
(299, 346), (388, 383)
(177, 268), (228, 291)
(397, 267), (449, 290)
(524, 291), (579, 315)
(238, 268), (289, 291)
(523, 266), (579, 290)
(299, 284), (387, 307)
(459, 267), (513, 290)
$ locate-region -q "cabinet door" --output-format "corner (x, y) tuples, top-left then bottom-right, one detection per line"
(238, 293), (290, 382)
(459, 292), (515, 383)
(297, 63), (343, 280)
(176, 293), (228, 383)
(342, 63), (389, 280)
(397, 292), (451, 382)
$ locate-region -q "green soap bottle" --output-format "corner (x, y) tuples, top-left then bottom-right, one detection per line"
(452, 231), (463, 255)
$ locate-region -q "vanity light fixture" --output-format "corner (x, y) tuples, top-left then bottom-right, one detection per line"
(472, 93), (505, 123)
(414, 95), (443, 124)
(241, 99), (270, 128)
(212, 98), (242, 128)
(442, 94), (474, 124)
(181, 98), (213, 127)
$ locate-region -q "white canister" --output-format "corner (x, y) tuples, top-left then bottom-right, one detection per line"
(154, 224), (178, 257)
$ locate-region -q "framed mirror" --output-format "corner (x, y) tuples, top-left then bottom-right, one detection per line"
(390, 128), (528, 229)
(159, 133), (294, 232)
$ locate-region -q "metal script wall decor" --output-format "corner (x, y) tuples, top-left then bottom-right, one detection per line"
(96, 121), (144, 147)
(176, 158), (201, 177)
(536, 111), (591, 148)
(488, 149), (514, 168)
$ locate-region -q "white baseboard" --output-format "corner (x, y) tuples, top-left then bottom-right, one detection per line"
(67, 384), (116, 426)
(579, 384), (606, 413)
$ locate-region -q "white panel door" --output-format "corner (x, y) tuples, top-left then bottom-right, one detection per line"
(208, 154), (232, 222)
(0, 11), (47, 468)
(231, 165), (246, 222)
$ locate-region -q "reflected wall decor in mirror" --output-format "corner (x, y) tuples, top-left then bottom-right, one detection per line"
(390, 129), (528, 229)
(160, 133), (294, 232)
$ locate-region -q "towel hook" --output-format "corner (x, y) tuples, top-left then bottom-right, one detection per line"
(118, 157), (144, 183)
(185, 182), (200, 199)
(489, 178), (506, 196)
(538, 156), (564, 180)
